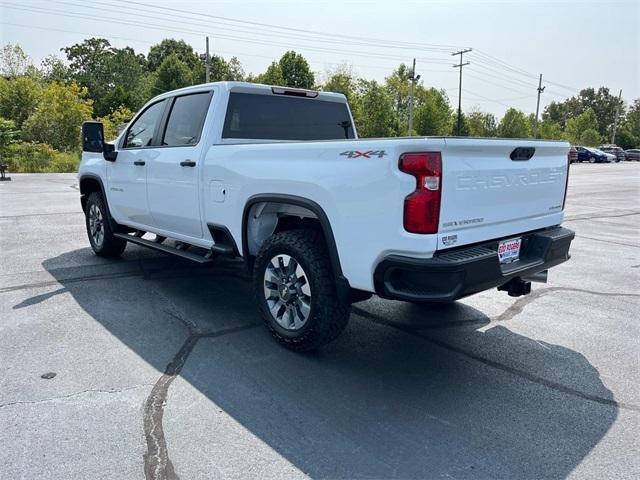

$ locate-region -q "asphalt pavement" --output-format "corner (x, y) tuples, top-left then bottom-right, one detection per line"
(1, 162), (639, 479)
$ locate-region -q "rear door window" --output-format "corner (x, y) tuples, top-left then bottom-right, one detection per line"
(222, 93), (354, 140)
(162, 92), (212, 147)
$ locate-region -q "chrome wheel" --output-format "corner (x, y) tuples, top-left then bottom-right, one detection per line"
(88, 203), (104, 247)
(263, 254), (311, 330)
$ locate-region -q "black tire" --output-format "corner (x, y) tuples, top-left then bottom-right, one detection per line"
(589, 156), (596, 163)
(85, 191), (127, 258)
(253, 229), (351, 351)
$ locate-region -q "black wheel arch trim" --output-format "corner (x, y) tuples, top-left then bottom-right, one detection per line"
(207, 223), (240, 257)
(241, 194), (351, 302)
(79, 173), (119, 232)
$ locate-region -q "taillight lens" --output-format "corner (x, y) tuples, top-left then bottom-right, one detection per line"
(562, 151), (571, 210)
(399, 152), (442, 234)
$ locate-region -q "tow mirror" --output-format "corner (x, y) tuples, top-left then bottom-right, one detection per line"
(82, 121), (117, 162)
(82, 121), (104, 153)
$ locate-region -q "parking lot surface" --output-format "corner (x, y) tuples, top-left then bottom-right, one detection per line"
(1, 162), (639, 480)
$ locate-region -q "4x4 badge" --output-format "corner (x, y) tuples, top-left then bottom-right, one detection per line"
(340, 150), (387, 159)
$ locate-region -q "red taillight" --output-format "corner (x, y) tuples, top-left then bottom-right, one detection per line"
(399, 152), (442, 234)
(562, 151), (571, 210)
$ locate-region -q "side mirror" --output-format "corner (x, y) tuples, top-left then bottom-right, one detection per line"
(103, 143), (118, 162)
(82, 121), (104, 153)
(81, 121), (117, 162)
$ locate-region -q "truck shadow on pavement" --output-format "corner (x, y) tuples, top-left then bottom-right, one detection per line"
(39, 248), (618, 479)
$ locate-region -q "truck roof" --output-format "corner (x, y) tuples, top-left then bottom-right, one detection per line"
(149, 81), (348, 104)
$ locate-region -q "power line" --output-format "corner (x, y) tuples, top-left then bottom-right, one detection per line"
(106, 0), (466, 53)
(2, 3), (455, 66)
(0, 20), (452, 77)
(59, 0), (457, 56)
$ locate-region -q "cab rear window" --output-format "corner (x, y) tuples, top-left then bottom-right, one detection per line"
(222, 92), (354, 141)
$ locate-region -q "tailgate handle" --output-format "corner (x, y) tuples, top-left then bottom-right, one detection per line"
(510, 147), (535, 161)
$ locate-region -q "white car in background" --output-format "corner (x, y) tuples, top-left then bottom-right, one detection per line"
(591, 148), (616, 163)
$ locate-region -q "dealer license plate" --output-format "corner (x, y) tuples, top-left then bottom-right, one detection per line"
(498, 238), (522, 264)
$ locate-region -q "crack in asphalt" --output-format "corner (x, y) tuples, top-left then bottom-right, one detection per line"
(0, 384), (153, 409)
(0, 211), (80, 219)
(353, 286), (640, 412)
(493, 286), (640, 323)
(142, 323), (260, 480)
(1, 263), (250, 294)
(575, 234), (639, 248)
(564, 211), (640, 222)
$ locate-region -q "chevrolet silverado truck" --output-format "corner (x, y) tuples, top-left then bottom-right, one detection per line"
(79, 81), (574, 350)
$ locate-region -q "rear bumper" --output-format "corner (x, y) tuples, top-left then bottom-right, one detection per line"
(373, 226), (575, 302)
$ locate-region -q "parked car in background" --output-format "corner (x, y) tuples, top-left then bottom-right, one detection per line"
(598, 150), (617, 163)
(625, 149), (640, 161)
(599, 144), (626, 162)
(569, 146), (578, 163)
(575, 146), (608, 163)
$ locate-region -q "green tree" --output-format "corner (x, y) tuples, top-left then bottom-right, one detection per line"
(322, 66), (358, 105)
(466, 108), (497, 137)
(498, 108), (531, 138)
(413, 88), (453, 136)
(0, 76), (42, 128)
(616, 99), (640, 149)
(98, 106), (135, 141)
(0, 43), (31, 77)
(40, 55), (71, 84)
(62, 38), (113, 108)
(537, 119), (564, 140)
(63, 39), (148, 116)
(0, 117), (18, 155)
(153, 54), (193, 93)
(22, 82), (93, 151)
(543, 87), (623, 138)
(256, 61), (285, 85)
(451, 112), (471, 136)
(147, 39), (200, 71)
(384, 63), (415, 133)
(355, 80), (397, 138)
(564, 108), (600, 145)
(278, 51), (314, 89)
(226, 57), (245, 81)
(580, 128), (601, 147)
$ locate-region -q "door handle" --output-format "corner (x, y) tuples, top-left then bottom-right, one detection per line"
(180, 160), (196, 167)
(133, 160), (145, 166)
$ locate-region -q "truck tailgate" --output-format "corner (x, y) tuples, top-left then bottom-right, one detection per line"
(437, 139), (569, 250)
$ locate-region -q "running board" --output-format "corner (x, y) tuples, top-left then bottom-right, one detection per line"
(114, 233), (220, 263)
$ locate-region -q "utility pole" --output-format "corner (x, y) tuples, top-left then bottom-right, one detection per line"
(611, 89), (623, 144)
(452, 48), (472, 136)
(407, 58), (420, 135)
(533, 73), (545, 138)
(205, 36), (211, 83)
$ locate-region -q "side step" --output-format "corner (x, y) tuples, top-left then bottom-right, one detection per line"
(115, 233), (217, 264)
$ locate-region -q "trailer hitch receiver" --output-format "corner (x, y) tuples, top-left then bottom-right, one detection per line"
(498, 277), (532, 297)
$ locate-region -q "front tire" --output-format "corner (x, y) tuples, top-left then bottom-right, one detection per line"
(85, 191), (126, 258)
(589, 156), (596, 163)
(253, 229), (351, 351)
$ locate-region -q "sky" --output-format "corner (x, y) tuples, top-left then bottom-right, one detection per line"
(1, 0), (638, 118)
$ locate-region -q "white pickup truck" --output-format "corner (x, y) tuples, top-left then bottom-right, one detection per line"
(80, 81), (574, 350)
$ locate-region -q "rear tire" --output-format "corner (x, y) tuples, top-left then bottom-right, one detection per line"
(589, 156), (596, 163)
(253, 229), (351, 351)
(85, 191), (126, 258)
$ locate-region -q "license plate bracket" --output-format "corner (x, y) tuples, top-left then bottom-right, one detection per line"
(498, 237), (522, 264)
